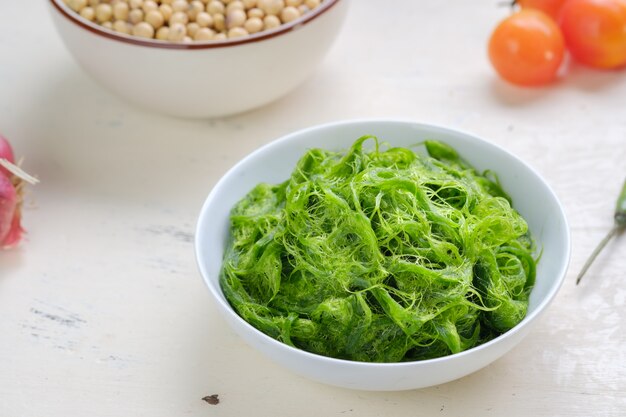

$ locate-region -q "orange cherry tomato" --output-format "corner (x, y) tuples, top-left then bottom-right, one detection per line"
(559, 0), (626, 69)
(488, 10), (565, 86)
(516, 0), (568, 19)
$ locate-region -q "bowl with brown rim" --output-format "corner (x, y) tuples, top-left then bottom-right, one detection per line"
(48, 0), (349, 118)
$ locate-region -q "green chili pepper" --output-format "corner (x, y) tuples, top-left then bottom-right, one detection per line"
(615, 179), (626, 227)
(576, 178), (626, 285)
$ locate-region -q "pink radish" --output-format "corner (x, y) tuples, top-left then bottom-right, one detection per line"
(0, 173), (20, 248)
(0, 135), (15, 178)
(0, 135), (35, 249)
(1, 201), (23, 248)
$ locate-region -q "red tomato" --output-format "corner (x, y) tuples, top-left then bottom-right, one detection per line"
(488, 10), (565, 86)
(559, 0), (626, 69)
(516, 0), (568, 19)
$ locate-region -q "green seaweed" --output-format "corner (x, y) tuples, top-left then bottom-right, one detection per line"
(220, 136), (537, 362)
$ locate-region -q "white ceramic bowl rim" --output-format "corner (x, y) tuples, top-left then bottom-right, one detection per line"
(195, 119), (571, 369)
(50, 0), (342, 49)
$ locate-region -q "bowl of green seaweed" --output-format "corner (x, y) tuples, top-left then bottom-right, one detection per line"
(195, 120), (570, 391)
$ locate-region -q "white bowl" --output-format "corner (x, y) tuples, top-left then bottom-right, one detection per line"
(48, 0), (349, 118)
(195, 120), (570, 391)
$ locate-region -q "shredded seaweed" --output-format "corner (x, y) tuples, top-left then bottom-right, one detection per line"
(220, 136), (537, 362)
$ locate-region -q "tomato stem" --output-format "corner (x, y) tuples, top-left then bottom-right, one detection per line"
(498, 1), (517, 9)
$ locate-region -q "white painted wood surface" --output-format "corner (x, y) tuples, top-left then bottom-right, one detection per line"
(1, 1), (625, 416)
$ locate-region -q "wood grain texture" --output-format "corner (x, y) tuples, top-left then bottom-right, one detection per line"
(0, 0), (625, 416)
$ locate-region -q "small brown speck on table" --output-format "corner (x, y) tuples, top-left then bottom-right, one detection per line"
(202, 394), (219, 405)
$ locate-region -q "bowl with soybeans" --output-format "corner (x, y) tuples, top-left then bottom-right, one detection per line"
(49, 0), (349, 118)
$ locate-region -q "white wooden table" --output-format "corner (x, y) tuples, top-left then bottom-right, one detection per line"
(1, 1), (625, 416)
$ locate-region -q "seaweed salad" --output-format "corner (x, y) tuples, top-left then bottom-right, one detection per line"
(220, 136), (537, 362)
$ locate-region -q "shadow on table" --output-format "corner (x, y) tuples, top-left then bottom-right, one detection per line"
(488, 59), (624, 108)
(10, 65), (267, 206)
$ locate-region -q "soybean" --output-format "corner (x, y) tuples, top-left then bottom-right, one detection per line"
(63, 0), (325, 42)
